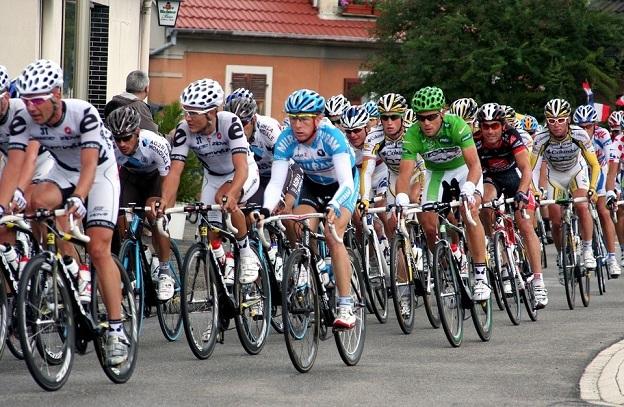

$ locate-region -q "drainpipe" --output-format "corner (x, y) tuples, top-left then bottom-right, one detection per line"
(139, 0), (152, 73)
(150, 27), (177, 56)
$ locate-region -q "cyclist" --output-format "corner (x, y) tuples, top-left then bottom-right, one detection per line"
(403, 108), (415, 130)
(397, 86), (490, 301)
(608, 111), (624, 140)
(223, 88), (303, 214)
(572, 105), (620, 277)
(531, 98), (600, 282)
(364, 100), (380, 130)
(325, 94), (351, 127)
(152, 78), (260, 285)
(520, 114), (539, 139)
(0, 59), (126, 365)
(105, 106), (175, 298)
(474, 103), (548, 308)
(502, 104), (533, 150)
(261, 89), (358, 329)
(448, 97), (478, 132)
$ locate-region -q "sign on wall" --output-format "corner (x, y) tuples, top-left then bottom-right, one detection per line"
(157, 0), (181, 27)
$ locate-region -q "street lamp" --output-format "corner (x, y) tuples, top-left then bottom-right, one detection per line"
(156, 0), (182, 27)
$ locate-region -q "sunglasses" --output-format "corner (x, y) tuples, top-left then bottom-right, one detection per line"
(345, 128), (364, 136)
(416, 113), (441, 122)
(288, 113), (317, 122)
(21, 93), (53, 106)
(114, 134), (134, 143)
(579, 123), (594, 129)
(183, 107), (216, 117)
(381, 114), (401, 122)
(480, 122), (502, 131)
(546, 117), (568, 125)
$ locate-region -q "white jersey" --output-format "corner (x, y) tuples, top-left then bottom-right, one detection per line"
(115, 129), (171, 176)
(170, 111), (256, 175)
(0, 99), (26, 156)
(531, 125), (595, 172)
(249, 114), (281, 177)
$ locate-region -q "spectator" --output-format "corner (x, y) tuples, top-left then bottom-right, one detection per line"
(104, 70), (159, 133)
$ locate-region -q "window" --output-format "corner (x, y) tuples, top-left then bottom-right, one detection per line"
(343, 78), (362, 104)
(225, 65), (273, 116)
(62, 0), (77, 98)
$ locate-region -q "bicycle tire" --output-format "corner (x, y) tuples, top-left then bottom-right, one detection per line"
(389, 234), (415, 334)
(561, 222), (576, 310)
(516, 243), (538, 322)
(494, 232), (521, 325)
(282, 248), (319, 373)
(578, 263), (591, 307)
(18, 253), (75, 391)
(0, 275), (7, 360)
(119, 239), (146, 335)
(433, 241), (463, 347)
(180, 243), (219, 360)
(234, 244), (271, 355)
(6, 294), (23, 359)
(335, 248), (366, 366)
(410, 224), (439, 329)
(268, 232), (287, 334)
(592, 227), (606, 296)
(363, 234), (388, 324)
(156, 240), (184, 341)
(92, 256), (139, 384)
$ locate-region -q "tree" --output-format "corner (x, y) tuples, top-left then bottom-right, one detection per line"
(361, 0), (624, 118)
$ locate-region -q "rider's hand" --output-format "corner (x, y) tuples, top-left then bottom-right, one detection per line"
(461, 193), (476, 208)
(395, 193), (410, 207)
(514, 190), (529, 211)
(151, 197), (166, 217)
(326, 203), (341, 224)
(65, 195), (86, 218)
(11, 188), (27, 212)
(0, 205), (5, 217)
(588, 188), (598, 203)
(259, 207), (271, 219)
(221, 193), (238, 213)
(606, 190), (617, 209)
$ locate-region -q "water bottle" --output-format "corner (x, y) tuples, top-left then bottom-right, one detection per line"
(316, 258), (330, 286)
(268, 243), (278, 264)
(274, 254), (283, 282)
(3, 244), (18, 272)
(78, 263), (92, 303)
(412, 244), (423, 271)
(224, 252), (235, 285)
(63, 255), (79, 280)
(450, 243), (468, 278)
(151, 257), (160, 282)
(143, 245), (153, 265)
(211, 240), (226, 266)
(18, 255), (29, 277)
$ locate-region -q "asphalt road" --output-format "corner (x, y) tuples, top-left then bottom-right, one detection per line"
(0, 239), (621, 406)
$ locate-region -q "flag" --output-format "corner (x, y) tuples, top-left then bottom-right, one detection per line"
(617, 95), (624, 107)
(582, 81), (594, 105)
(594, 103), (611, 122)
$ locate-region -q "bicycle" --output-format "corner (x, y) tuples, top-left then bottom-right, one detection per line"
(483, 196), (538, 324)
(588, 201), (608, 295)
(421, 199), (493, 347)
(14, 209), (138, 391)
(166, 202), (271, 359)
(540, 196), (591, 309)
(118, 204), (183, 340)
(259, 212), (366, 373)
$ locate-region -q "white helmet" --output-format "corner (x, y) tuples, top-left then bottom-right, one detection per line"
(403, 108), (415, 128)
(608, 111), (624, 130)
(0, 65), (9, 92)
(340, 105), (369, 130)
(449, 98), (478, 122)
(325, 94), (351, 117)
(180, 78), (224, 110)
(16, 59), (63, 94)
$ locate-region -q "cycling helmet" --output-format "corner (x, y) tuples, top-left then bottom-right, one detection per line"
(411, 86), (445, 113)
(377, 93), (408, 115)
(284, 89), (325, 114)
(224, 88), (257, 122)
(325, 94), (351, 117)
(477, 103), (505, 123)
(449, 98), (478, 122)
(340, 105), (370, 130)
(105, 106), (141, 137)
(520, 115), (539, 132)
(608, 111), (624, 130)
(0, 66), (9, 92)
(16, 59), (63, 94)
(544, 98), (572, 118)
(180, 78), (224, 110)
(573, 105), (598, 124)
(500, 105), (516, 121)
(403, 108), (415, 128)
(363, 100), (380, 118)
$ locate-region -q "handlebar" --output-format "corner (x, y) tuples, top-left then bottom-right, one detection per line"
(156, 203), (239, 236)
(258, 212), (342, 244)
(5, 210), (90, 243)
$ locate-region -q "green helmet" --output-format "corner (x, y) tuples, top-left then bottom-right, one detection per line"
(412, 86), (445, 113)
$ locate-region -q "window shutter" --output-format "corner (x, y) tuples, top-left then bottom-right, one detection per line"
(231, 73), (267, 115)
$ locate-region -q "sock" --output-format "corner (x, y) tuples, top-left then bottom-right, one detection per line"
(544, 220), (551, 232)
(474, 262), (487, 281)
(582, 241), (592, 251)
(533, 272), (543, 282)
(157, 261), (170, 277)
(108, 319), (126, 338)
(337, 296), (353, 307)
(608, 253), (616, 259)
(237, 235), (250, 250)
(620, 244), (624, 254)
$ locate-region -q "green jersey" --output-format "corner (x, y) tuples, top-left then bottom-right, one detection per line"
(402, 114), (474, 171)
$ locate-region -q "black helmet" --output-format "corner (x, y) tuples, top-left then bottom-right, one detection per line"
(106, 106), (141, 137)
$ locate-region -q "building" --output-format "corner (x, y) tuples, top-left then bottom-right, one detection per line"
(0, 0), (152, 113)
(149, 0), (379, 118)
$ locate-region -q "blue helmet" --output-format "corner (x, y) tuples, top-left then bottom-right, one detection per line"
(573, 105), (598, 124)
(284, 89), (325, 114)
(340, 105), (370, 130)
(363, 100), (380, 118)
(520, 115), (539, 133)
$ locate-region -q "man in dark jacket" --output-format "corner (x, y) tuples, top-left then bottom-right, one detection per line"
(104, 70), (159, 133)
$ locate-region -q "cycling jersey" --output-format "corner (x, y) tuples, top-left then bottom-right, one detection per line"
(0, 99), (25, 156)
(115, 129), (171, 176)
(592, 126), (613, 167)
(357, 127), (388, 199)
(403, 114), (474, 170)
(517, 127), (533, 151)
(249, 114), (281, 177)
(474, 126), (526, 174)
(170, 111), (257, 175)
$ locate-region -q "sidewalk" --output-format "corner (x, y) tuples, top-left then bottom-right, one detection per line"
(580, 338), (624, 406)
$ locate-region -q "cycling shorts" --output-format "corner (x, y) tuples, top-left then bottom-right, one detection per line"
(248, 164), (304, 207)
(484, 168), (536, 210)
(422, 166), (483, 204)
(201, 166), (259, 222)
(547, 161), (589, 200)
(119, 167), (162, 207)
(298, 171), (359, 215)
(386, 168), (422, 205)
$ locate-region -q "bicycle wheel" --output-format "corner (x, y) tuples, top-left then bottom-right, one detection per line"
(18, 254), (74, 391)
(335, 248), (366, 366)
(180, 243), (218, 360)
(487, 240), (504, 311)
(494, 232), (521, 325)
(410, 224), (439, 329)
(561, 223), (576, 310)
(234, 245), (271, 355)
(578, 262), (591, 307)
(92, 257), (139, 384)
(433, 241), (463, 347)
(282, 248), (319, 373)
(389, 234), (415, 334)
(156, 240), (184, 341)
(516, 243), (538, 322)
(363, 234), (388, 324)
(118, 240), (146, 335)
(592, 228), (606, 296)
(0, 275), (7, 359)
(6, 294), (23, 359)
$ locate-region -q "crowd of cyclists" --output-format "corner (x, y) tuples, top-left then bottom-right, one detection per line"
(2, 57), (624, 387)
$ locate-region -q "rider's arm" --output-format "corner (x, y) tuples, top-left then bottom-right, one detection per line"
(514, 149), (532, 193)
(160, 160), (185, 207)
(0, 149), (25, 208)
(360, 158), (376, 202)
(263, 159), (289, 212)
(582, 147), (601, 191)
(328, 153), (355, 211)
(396, 159), (416, 196)
(606, 140), (621, 191)
(228, 152), (249, 200)
(16, 141), (40, 191)
(72, 148), (98, 200)
(461, 145), (483, 186)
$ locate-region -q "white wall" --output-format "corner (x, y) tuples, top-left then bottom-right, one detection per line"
(0, 1), (42, 77)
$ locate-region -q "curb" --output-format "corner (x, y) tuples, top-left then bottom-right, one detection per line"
(580, 339), (624, 406)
